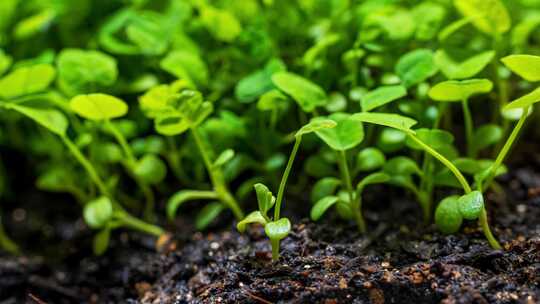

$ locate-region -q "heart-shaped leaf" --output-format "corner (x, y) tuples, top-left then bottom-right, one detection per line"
(311, 196), (339, 221)
(237, 211), (268, 233)
(272, 72), (327, 112)
(361, 85), (407, 111)
(435, 196), (463, 234)
(265, 218), (291, 241)
(458, 191), (484, 220)
(504, 87), (540, 110)
(2, 103), (68, 136)
(353, 112), (417, 133)
(501, 55), (540, 82)
(83, 196), (113, 229)
(311, 177), (341, 203)
(428, 79), (493, 102)
(454, 0), (511, 35)
(0, 64), (56, 99)
(356, 148), (386, 172)
(70, 93), (128, 121)
(395, 49), (438, 87)
(312, 113), (364, 151)
(435, 50), (495, 80)
(254, 183), (275, 216)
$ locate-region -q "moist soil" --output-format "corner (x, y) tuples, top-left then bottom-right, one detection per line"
(1, 154), (539, 303)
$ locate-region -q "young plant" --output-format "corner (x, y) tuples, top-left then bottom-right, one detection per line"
(140, 86), (244, 227)
(353, 112), (501, 249)
(0, 102), (164, 255)
(237, 119), (336, 261)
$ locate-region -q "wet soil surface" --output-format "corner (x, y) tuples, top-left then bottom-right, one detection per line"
(1, 164), (539, 303)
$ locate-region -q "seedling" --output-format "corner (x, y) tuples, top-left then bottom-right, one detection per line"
(140, 86), (244, 227)
(237, 119), (336, 261)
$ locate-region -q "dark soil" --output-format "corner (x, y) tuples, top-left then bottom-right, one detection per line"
(1, 160), (539, 303)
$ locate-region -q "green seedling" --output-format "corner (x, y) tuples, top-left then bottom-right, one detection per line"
(354, 112), (501, 249)
(140, 86), (244, 227)
(237, 119), (336, 261)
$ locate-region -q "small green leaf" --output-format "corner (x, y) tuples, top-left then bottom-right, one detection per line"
(311, 177), (341, 203)
(70, 93), (128, 121)
(195, 202), (225, 230)
(272, 72), (327, 112)
(472, 124), (503, 152)
(383, 157), (422, 176)
(160, 50), (208, 87)
(312, 113), (364, 151)
(133, 154), (167, 185)
(94, 143), (123, 164)
(395, 49), (438, 88)
(310, 196), (339, 221)
(377, 128), (407, 153)
(357, 172), (390, 192)
(0, 64), (56, 99)
(265, 218), (291, 241)
(2, 103), (68, 136)
(167, 190), (218, 220)
(83, 196), (113, 229)
(57, 49), (118, 96)
(361, 85), (407, 111)
(254, 183), (275, 216)
(435, 50), (495, 80)
(93, 228), (111, 256)
(0, 49), (12, 76)
(428, 79), (493, 102)
(454, 0), (511, 35)
(503, 87), (540, 110)
(356, 148), (386, 172)
(458, 191), (484, 220)
(237, 211), (268, 233)
(213, 149), (235, 167)
(352, 112), (417, 133)
(236, 59), (286, 103)
(435, 196), (463, 234)
(406, 128), (454, 150)
(200, 6), (242, 42)
(501, 55), (540, 82)
(295, 119), (337, 137)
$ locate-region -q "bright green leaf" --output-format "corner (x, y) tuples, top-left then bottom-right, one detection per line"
(272, 72), (327, 112)
(2, 103), (68, 136)
(504, 87), (540, 110)
(237, 211), (267, 233)
(295, 119), (337, 137)
(454, 0), (511, 35)
(213, 149), (235, 167)
(458, 191), (484, 220)
(406, 128), (454, 150)
(160, 50), (208, 87)
(264, 218), (291, 241)
(395, 49), (438, 88)
(83, 196), (113, 229)
(254, 183), (275, 216)
(435, 50), (496, 80)
(356, 148), (386, 172)
(312, 113), (364, 151)
(0, 64), (56, 99)
(352, 112), (417, 133)
(236, 59), (286, 103)
(70, 93), (128, 121)
(361, 85), (407, 111)
(501, 55), (540, 82)
(428, 79), (493, 102)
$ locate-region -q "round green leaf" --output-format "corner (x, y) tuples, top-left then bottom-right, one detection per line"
(377, 128), (407, 152)
(133, 154), (167, 185)
(428, 79), (493, 102)
(310, 196), (339, 221)
(356, 148), (386, 172)
(458, 191), (484, 220)
(312, 113), (364, 151)
(311, 177), (341, 203)
(70, 93), (128, 121)
(264, 218), (291, 241)
(435, 196), (463, 234)
(454, 0), (511, 35)
(83, 196), (113, 229)
(272, 72), (327, 113)
(395, 49), (438, 88)
(501, 55), (540, 82)
(361, 85), (407, 112)
(237, 211), (268, 233)
(57, 49), (118, 96)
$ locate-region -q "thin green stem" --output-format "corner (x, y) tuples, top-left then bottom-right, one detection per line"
(408, 134), (472, 193)
(479, 208), (502, 249)
(191, 128), (244, 220)
(116, 210), (164, 236)
(62, 136), (111, 198)
(483, 110), (528, 192)
(461, 98), (474, 157)
(337, 150), (365, 233)
(274, 137), (301, 220)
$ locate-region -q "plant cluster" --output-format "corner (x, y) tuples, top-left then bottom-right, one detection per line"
(0, 0), (539, 260)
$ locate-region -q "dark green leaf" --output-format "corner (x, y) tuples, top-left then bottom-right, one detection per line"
(133, 154), (167, 185)
(356, 148), (386, 172)
(311, 177), (341, 203)
(435, 196), (463, 234)
(310, 196), (338, 221)
(195, 202), (224, 230)
(93, 228), (111, 256)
